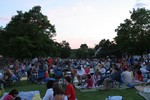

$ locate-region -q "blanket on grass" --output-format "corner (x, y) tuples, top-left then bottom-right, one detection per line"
(1, 90), (41, 100)
(134, 83), (150, 100)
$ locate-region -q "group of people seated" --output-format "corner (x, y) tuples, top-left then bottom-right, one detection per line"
(0, 68), (19, 87)
(75, 59), (150, 89)
(2, 75), (76, 100)
(1, 57), (150, 90)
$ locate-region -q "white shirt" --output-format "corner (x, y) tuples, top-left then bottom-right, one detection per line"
(90, 68), (95, 74)
(43, 88), (54, 100)
(140, 67), (149, 73)
(121, 71), (132, 84)
(77, 68), (86, 76)
(50, 69), (55, 74)
(100, 68), (106, 74)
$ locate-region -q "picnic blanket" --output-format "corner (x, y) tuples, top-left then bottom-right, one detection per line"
(1, 90), (41, 100)
(105, 96), (123, 100)
(135, 84), (150, 100)
(74, 83), (98, 92)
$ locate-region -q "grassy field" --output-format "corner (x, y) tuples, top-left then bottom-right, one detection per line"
(4, 80), (145, 100)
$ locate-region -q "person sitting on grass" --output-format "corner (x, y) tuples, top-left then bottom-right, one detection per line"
(133, 69), (143, 83)
(93, 69), (101, 87)
(76, 66), (86, 85)
(121, 68), (132, 85)
(80, 74), (94, 89)
(43, 80), (55, 100)
(53, 82), (68, 100)
(3, 89), (20, 100)
(4, 68), (17, 83)
(65, 76), (76, 100)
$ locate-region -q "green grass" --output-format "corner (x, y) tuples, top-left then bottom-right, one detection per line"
(4, 80), (145, 100)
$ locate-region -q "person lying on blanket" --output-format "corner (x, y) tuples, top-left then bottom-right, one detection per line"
(3, 89), (20, 100)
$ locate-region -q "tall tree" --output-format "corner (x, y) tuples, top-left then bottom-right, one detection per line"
(115, 8), (150, 56)
(0, 6), (56, 58)
(76, 44), (89, 59)
(60, 41), (71, 58)
(94, 39), (120, 58)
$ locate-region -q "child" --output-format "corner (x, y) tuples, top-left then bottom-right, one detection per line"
(65, 76), (76, 100)
(87, 74), (94, 88)
(80, 74), (94, 89)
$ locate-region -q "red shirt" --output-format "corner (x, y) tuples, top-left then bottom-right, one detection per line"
(65, 83), (76, 100)
(84, 68), (90, 75)
(87, 78), (93, 88)
(3, 94), (13, 100)
(48, 58), (53, 65)
(135, 73), (143, 81)
(45, 72), (49, 78)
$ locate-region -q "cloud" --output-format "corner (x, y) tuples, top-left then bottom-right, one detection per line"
(135, 3), (147, 8)
(0, 16), (10, 21)
(134, 0), (150, 8)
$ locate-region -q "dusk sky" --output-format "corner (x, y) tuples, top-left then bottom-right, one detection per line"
(0, 0), (150, 49)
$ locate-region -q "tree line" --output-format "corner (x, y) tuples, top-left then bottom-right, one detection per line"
(0, 6), (150, 59)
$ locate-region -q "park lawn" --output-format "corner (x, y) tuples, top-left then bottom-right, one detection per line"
(4, 80), (144, 100)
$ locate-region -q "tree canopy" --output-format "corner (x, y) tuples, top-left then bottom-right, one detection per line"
(0, 6), (56, 58)
(115, 8), (150, 56)
(94, 39), (120, 58)
(75, 44), (95, 59)
(60, 41), (71, 58)
(1, 7), (149, 59)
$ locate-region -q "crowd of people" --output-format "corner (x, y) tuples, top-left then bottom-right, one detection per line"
(75, 57), (150, 89)
(0, 57), (150, 99)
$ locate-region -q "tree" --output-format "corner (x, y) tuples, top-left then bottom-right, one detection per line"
(80, 44), (88, 49)
(0, 6), (56, 58)
(94, 39), (120, 58)
(115, 8), (150, 57)
(76, 44), (89, 59)
(60, 41), (71, 58)
(114, 19), (133, 55)
(87, 48), (95, 58)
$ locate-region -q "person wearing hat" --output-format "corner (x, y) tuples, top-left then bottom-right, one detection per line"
(95, 63), (101, 72)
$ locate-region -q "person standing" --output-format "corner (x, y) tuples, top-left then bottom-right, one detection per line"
(65, 76), (76, 100)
